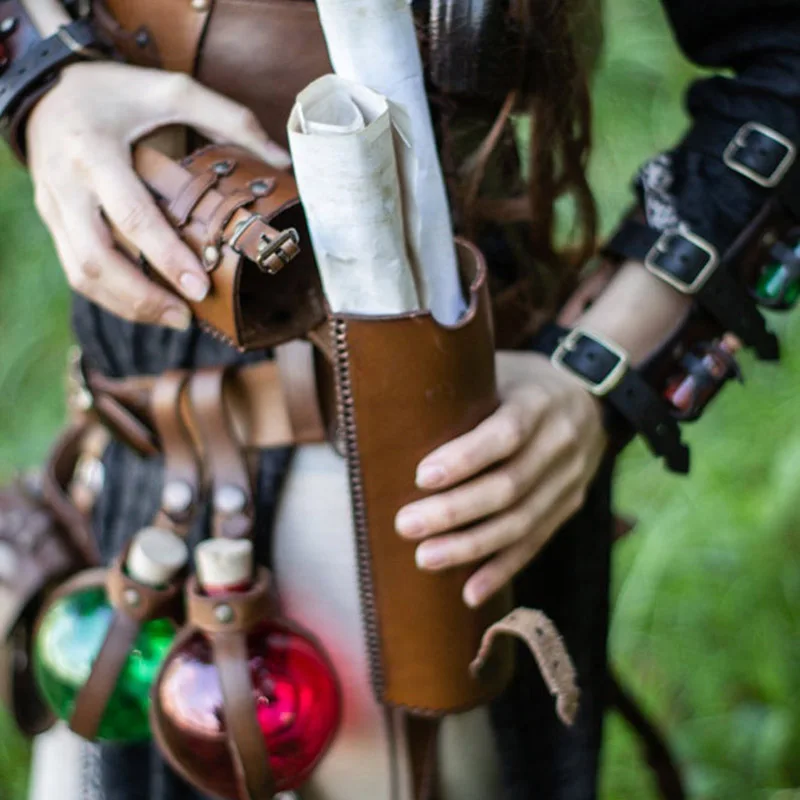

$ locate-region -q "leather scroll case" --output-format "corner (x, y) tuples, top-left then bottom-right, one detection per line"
(122, 144), (327, 351)
(0, 425), (99, 737)
(331, 239), (515, 714)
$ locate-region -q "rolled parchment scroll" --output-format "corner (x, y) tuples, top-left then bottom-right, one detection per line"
(290, 0), (465, 323)
(288, 76), (422, 315)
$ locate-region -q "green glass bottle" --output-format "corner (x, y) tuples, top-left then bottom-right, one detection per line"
(33, 527), (188, 742)
(755, 242), (800, 307)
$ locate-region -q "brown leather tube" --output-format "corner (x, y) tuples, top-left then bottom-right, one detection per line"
(332, 239), (514, 714)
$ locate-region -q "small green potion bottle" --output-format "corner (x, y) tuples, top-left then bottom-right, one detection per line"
(755, 239), (800, 308)
(33, 527), (188, 742)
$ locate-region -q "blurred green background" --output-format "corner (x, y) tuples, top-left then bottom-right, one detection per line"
(2, 0), (800, 798)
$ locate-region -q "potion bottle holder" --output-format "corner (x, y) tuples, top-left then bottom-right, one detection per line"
(32, 542), (186, 742)
(0, 423), (100, 737)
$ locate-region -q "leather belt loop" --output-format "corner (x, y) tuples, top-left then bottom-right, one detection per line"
(188, 368), (254, 539)
(212, 631), (276, 800)
(167, 170), (219, 228)
(150, 371), (201, 535)
(275, 341), (326, 445)
(203, 189), (256, 247)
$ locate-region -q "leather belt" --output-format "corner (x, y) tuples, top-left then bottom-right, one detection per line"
(79, 342), (328, 459)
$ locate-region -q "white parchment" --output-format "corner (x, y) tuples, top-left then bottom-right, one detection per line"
(312, 0), (465, 323)
(288, 76), (421, 315)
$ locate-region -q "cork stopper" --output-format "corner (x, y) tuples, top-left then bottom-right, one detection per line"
(195, 539), (253, 592)
(126, 527), (189, 588)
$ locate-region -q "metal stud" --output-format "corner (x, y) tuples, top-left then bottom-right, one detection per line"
(249, 179), (273, 198)
(212, 159), (235, 176)
(191, 0), (211, 11)
(124, 588), (141, 608)
(162, 480), (193, 515)
(214, 603), (234, 624)
(0, 17), (18, 37)
(214, 484), (247, 516)
(203, 244), (221, 269)
(135, 30), (150, 49)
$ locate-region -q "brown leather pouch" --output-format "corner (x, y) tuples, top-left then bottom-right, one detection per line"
(120, 144), (326, 352)
(0, 425), (99, 736)
(331, 239), (515, 714)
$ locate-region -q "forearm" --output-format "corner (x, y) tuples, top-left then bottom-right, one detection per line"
(575, 261), (692, 367)
(22, 0), (69, 36)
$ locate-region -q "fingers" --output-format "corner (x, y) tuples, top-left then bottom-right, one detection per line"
(50, 191), (192, 329)
(397, 413), (579, 539)
(91, 157), (210, 303)
(461, 484), (585, 608)
(174, 77), (291, 168)
(414, 392), (548, 491)
(414, 458), (582, 573)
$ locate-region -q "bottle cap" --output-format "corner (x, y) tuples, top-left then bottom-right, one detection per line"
(195, 538), (253, 591)
(126, 527), (189, 588)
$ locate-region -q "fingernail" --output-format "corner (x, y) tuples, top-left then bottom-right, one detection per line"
(416, 545), (446, 570)
(267, 144), (292, 169)
(395, 510), (425, 538)
(180, 272), (209, 302)
(416, 463), (446, 489)
(463, 581), (486, 608)
(161, 307), (192, 331)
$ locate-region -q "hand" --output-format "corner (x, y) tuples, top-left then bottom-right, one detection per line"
(394, 351), (608, 608)
(27, 62), (291, 329)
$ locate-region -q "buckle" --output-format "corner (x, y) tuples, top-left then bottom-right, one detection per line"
(257, 228), (300, 274)
(550, 328), (630, 396)
(644, 223), (719, 294)
(723, 122), (796, 188)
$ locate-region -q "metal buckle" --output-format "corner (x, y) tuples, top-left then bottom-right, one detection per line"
(644, 222), (719, 294)
(257, 228), (300, 274)
(550, 328), (630, 396)
(723, 121), (796, 188)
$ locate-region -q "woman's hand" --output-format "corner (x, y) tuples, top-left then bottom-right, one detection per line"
(27, 62), (290, 329)
(395, 351), (608, 608)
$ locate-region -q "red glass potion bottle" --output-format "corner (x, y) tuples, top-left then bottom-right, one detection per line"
(152, 539), (340, 798)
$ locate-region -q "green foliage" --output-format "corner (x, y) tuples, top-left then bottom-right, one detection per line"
(1, 0), (799, 798)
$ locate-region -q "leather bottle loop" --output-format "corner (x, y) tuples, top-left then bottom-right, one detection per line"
(105, 551), (185, 624)
(204, 189), (257, 249)
(212, 631), (276, 800)
(186, 569), (273, 635)
(150, 371), (201, 534)
(188, 368), (254, 540)
(275, 340), (327, 444)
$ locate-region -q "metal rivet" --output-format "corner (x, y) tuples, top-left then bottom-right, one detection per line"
(203, 244), (221, 268)
(135, 30), (150, 48)
(249, 179), (273, 198)
(76, 455), (105, 495)
(212, 159), (234, 176)
(214, 604), (234, 624)
(124, 588), (141, 608)
(162, 480), (193, 515)
(191, 0), (211, 11)
(0, 17), (18, 37)
(214, 485), (247, 516)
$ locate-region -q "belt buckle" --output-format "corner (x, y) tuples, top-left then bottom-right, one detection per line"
(550, 328), (629, 396)
(723, 121), (796, 188)
(644, 222), (719, 294)
(257, 228), (300, 274)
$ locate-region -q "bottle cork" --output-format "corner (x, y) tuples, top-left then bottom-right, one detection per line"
(195, 538), (253, 593)
(126, 527), (189, 588)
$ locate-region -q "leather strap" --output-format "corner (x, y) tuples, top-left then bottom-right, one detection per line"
(150, 371), (200, 533)
(168, 170), (219, 228)
(544, 325), (691, 473)
(188, 369), (253, 540)
(405, 715), (441, 800)
(186, 569), (273, 635)
(212, 631), (275, 800)
(275, 341), (326, 445)
(69, 609), (140, 741)
(605, 218), (779, 361)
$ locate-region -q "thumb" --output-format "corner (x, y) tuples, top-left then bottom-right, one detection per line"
(175, 78), (292, 169)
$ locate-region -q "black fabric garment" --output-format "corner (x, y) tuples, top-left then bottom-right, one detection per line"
(66, 0), (800, 798)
